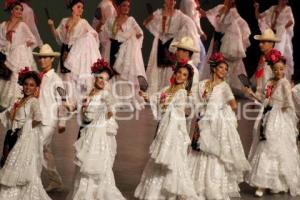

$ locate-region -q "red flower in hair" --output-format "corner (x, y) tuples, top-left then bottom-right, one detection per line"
(18, 67), (30, 79)
(91, 58), (110, 74)
(17, 66), (31, 84)
(4, 0), (18, 9)
(208, 52), (225, 66)
(265, 49), (285, 66)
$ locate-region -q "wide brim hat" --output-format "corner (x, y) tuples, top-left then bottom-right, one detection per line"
(171, 36), (199, 53)
(33, 44), (60, 57)
(254, 28), (280, 43)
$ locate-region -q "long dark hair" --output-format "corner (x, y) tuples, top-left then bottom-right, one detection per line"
(4, 0), (23, 11)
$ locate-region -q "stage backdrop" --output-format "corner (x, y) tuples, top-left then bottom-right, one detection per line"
(0, 0), (298, 78)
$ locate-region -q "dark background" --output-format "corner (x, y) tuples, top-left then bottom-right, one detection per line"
(0, 0), (298, 79)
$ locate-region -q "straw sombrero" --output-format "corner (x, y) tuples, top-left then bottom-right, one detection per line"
(171, 37), (199, 52)
(33, 44), (60, 57)
(254, 28), (280, 43)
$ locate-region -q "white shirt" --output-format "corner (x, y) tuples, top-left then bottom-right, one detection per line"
(39, 69), (66, 127)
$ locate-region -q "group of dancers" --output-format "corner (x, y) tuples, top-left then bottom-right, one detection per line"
(0, 0), (299, 199)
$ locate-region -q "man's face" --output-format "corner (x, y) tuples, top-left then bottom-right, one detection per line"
(176, 49), (189, 61)
(259, 40), (274, 54)
(39, 56), (54, 70)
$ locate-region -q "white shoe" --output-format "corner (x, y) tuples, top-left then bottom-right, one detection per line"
(255, 189), (264, 197)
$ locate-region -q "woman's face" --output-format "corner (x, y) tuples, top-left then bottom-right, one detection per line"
(164, 0), (176, 10)
(72, 2), (84, 17)
(94, 72), (110, 90)
(175, 67), (189, 85)
(11, 4), (23, 19)
(272, 61), (285, 79)
(213, 62), (228, 79)
(23, 78), (38, 97)
(118, 1), (130, 15)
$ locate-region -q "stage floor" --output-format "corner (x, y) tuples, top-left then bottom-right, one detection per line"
(1, 100), (299, 200)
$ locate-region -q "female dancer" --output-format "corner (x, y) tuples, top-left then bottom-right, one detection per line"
(135, 63), (199, 200)
(67, 59), (125, 200)
(0, 0), (37, 109)
(201, 0), (250, 94)
(101, 0), (146, 110)
(254, 0), (294, 79)
(0, 69), (51, 200)
(245, 49), (300, 197)
(92, 0), (117, 58)
(189, 52), (250, 200)
(144, 0), (200, 95)
(48, 0), (101, 104)
(20, 0), (43, 47)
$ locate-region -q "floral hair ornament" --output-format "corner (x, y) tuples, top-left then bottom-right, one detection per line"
(208, 52), (225, 67)
(4, 0), (21, 11)
(17, 66), (31, 84)
(265, 49), (286, 66)
(91, 58), (114, 79)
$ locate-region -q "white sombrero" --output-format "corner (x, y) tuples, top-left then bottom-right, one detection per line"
(254, 28), (280, 43)
(33, 44), (60, 57)
(171, 36), (199, 52)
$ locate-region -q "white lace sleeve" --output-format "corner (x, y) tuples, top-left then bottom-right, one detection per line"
(145, 9), (162, 37)
(170, 89), (187, 119)
(223, 83), (235, 103)
(56, 19), (66, 45)
(281, 79), (294, 109)
(115, 17), (139, 42)
(30, 98), (42, 122)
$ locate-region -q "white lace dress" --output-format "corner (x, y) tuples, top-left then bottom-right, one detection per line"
(92, 0), (117, 59)
(247, 78), (300, 196)
(55, 18), (101, 100)
(68, 89), (125, 200)
(21, 2), (43, 47)
(258, 6), (294, 79)
(101, 16), (147, 110)
(188, 80), (250, 200)
(0, 21), (37, 108)
(0, 98), (51, 200)
(292, 83), (300, 117)
(134, 88), (199, 200)
(145, 9), (200, 95)
(204, 5), (251, 93)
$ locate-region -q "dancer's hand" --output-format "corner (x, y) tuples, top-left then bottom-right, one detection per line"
(48, 19), (54, 27)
